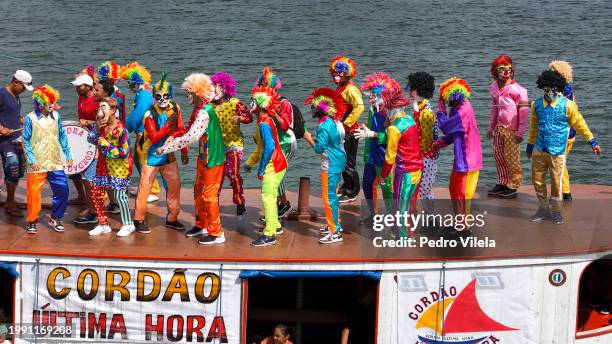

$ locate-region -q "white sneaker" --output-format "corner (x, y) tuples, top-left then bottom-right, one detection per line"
(147, 194), (159, 203)
(198, 232), (226, 245)
(117, 224), (136, 237)
(319, 232), (343, 244)
(89, 225), (112, 236)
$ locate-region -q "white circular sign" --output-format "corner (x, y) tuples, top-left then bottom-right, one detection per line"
(60, 121), (97, 175)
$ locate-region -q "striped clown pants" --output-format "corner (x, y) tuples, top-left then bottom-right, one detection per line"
(393, 168), (422, 237)
(492, 126), (522, 189)
(321, 171), (342, 234)
(92, 186), (132, 226)
(26, 170), (69, 222)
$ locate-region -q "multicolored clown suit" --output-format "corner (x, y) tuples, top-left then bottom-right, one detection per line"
(379, 84), (423, 237)
(134, 74), (186, 226)
(526, 70), (598, 223)
(211, 72), (252, 213)
(330, 56), (364, 200)
(433, 78), (483, 221)
(98, 60), (126, 122)
(406, 72), (438, 214)
(255, 67), (295, 212)
(305, 88), (347, 242)
(548, 60), (576, 199)
(488, 55), (529, 195)
(159, 73), (227, 243)
(24, 86), (71, 227)
(87, 99), (134, 232)
(245, 86), (288, 241)
(121, 62), (160, 198)
(359, 72), (394, 217)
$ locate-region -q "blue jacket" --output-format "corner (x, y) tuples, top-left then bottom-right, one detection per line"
(314, 116), (346, 174)
(126, 88), (154, 134)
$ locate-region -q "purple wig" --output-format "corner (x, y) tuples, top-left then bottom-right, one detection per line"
(211, 71), (237, 99)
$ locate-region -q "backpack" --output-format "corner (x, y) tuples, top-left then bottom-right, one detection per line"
(280, 96), (306, 139)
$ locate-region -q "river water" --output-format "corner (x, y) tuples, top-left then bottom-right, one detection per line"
(1, 0), (610, 188)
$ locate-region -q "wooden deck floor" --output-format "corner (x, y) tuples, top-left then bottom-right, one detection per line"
(0, 184), (610, 262)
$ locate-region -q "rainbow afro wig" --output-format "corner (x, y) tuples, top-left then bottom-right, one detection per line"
(98, 60), (121, 82)
(251, 86), (281, 116)
(361, 72), (399, 97)
(439, 77), (471, 104)
(211, 71), (237, 99)
(33, 85), (60, 109)
(304, 87), (347, 120)
(182, 73), (214, 102)
(256, 66), (282, 90)
(153, 72), (174, 97)
(329, 56), (357, 78)
(81, 64), (98, 83)
(120, 62), (151, 85)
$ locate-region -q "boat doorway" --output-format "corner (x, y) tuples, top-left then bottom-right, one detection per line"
(576, 255), (612, 339)
(242, 273), (379, 344)
(0, 263), (17, 343)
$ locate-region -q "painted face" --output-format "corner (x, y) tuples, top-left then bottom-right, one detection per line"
(186, 92), (195, 105)
(332, 72), (345, 85)
(543, 87), (559, 102)
(496, 64), (512, 81)
(46, 102), (55, 113)
(155, 92), (170, 108)
(96, 101), (113, 126)
(212, 84), (224, 101)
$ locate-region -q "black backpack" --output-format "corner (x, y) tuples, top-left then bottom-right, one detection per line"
(280, 96), (306, 139)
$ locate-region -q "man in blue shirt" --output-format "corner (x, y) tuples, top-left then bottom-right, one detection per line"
(0, 70), (33, 217)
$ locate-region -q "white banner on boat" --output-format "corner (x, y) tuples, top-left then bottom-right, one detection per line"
(20, 262), (241, 343)
(396, 267), (537, 344)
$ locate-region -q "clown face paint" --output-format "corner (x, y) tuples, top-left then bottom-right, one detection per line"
(155, 92), (170, 108)
(496, 64), (512, 82)
(543, 88), (559, 103)
(46, 102), (55, 113)
(212, 84), (224, 102)
(333, 73), (344, 85)
(186, 92), (194, 105)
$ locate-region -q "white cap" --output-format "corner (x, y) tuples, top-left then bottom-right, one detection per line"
(13, 70), (33, 91)
(71, 74), (94, 87)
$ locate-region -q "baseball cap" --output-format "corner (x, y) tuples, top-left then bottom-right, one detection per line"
(71, 74), (94, 87)
(14, 70), (33, 91)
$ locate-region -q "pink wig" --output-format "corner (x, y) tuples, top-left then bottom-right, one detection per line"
(211, 71), (237, 99)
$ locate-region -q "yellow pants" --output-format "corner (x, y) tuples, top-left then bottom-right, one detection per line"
(531, 150), (565, 212)
(493, 126), (522, 189)
(562, 137), (575, 194)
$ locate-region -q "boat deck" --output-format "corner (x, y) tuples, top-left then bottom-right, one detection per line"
(0, 184), (610, 262)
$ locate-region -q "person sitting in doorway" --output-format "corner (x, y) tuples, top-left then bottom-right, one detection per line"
(260, 324), (293, 344)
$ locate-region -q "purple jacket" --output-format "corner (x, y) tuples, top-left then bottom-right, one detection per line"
(436, 100), (483, 173)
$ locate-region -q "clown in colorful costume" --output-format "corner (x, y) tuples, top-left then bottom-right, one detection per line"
(86, 98), (135, 237)
(379, 86), (423, 237)
(245, 86), (288, 247)
(330, 56), (364, 202)
(487, 55), (529, 198)
(548, 60), (577, 201)
(121, 62), (160, 202)
(526, 70), (601, 225)
(159, 73), (227, 245)
(406, 72), (438, 214)
(132, 73), (188, 236)
(23, 85), (72, 233)
(211, 71), (252, 216)
(98, 61), (126, 122)
(255, 67), (296, 218)
(305, 88), (347, 244)
(355, 72), (395, 219)
(433, 78), (482, 230)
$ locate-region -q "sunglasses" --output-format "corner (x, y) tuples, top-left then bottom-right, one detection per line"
(155, 94), (170, 101)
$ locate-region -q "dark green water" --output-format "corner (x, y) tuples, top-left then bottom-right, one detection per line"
(1, 0), (610, 189)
